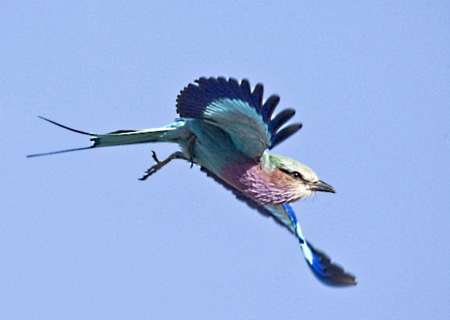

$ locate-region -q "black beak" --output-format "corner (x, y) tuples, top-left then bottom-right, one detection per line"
(310, 180), (336, 193)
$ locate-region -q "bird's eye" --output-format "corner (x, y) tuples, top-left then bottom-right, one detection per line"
(280, 168), (304, 180)
(291, 172), (303, 179)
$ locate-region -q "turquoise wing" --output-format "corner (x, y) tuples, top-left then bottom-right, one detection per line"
(176, 77), (302, 160)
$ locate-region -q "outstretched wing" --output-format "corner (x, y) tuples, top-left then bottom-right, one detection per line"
(201, 167), (356, 287)
(177, 77), (302, 160)
(280, 204), (357, 286)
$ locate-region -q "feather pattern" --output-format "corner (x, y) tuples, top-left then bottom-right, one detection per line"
(177, 77), (302, 159)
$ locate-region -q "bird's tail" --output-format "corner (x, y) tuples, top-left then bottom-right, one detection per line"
(27, 116), (181, 158)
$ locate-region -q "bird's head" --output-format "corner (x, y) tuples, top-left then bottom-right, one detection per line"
(261, 153), (335, 203)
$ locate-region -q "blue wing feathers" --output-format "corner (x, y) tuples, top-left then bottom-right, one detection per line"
(176, 77), (302, 150)
(252, 83), (264, 112)
(227, 78), (245, 102)
(269, 109), (296, 133)
(239, 79), (252, 104)
(270, 123), (303, 149)
(306, 242), (357, 286)
(282, 204), (356, 286)
(261, 95), (279, 124)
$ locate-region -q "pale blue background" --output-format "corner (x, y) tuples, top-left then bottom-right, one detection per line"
(2, 1), (449, 319)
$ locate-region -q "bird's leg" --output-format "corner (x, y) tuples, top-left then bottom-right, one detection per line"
(187, 134), (196, 168)
(139, 151), (189, 181)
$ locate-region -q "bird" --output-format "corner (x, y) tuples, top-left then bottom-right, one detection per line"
(28, 77), (356, 286)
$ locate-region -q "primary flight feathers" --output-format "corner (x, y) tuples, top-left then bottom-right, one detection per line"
(28, 77), (356, 286)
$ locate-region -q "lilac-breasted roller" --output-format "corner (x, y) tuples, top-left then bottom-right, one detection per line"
(28, 77), (356, 287)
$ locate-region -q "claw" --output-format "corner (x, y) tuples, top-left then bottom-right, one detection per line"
(139, 150), (190, 181)
(151, 150), (159, 163)
(139, 151), (163, 180)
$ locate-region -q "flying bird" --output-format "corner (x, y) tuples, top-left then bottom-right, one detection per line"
(28, 77), (356, 286)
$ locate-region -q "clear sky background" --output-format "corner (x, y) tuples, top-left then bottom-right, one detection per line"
(1, 1), (449, 319)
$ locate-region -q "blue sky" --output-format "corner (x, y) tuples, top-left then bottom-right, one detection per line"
(1, 1), (449, 319)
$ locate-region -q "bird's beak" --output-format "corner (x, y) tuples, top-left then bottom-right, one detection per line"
(310, 180), (336, 193)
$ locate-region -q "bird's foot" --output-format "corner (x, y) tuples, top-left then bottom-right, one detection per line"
(139, 151), (164, 180)
(139, 151), (189, 181)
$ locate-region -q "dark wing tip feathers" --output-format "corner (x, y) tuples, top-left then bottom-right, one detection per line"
(269, 109), (296, 133)
(270, 123), (303, 150)
(176, 77), (302, 149)
(307, 242), (357, 286)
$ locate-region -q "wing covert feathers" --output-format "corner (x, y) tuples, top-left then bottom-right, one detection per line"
(177, 77), (302, 150)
